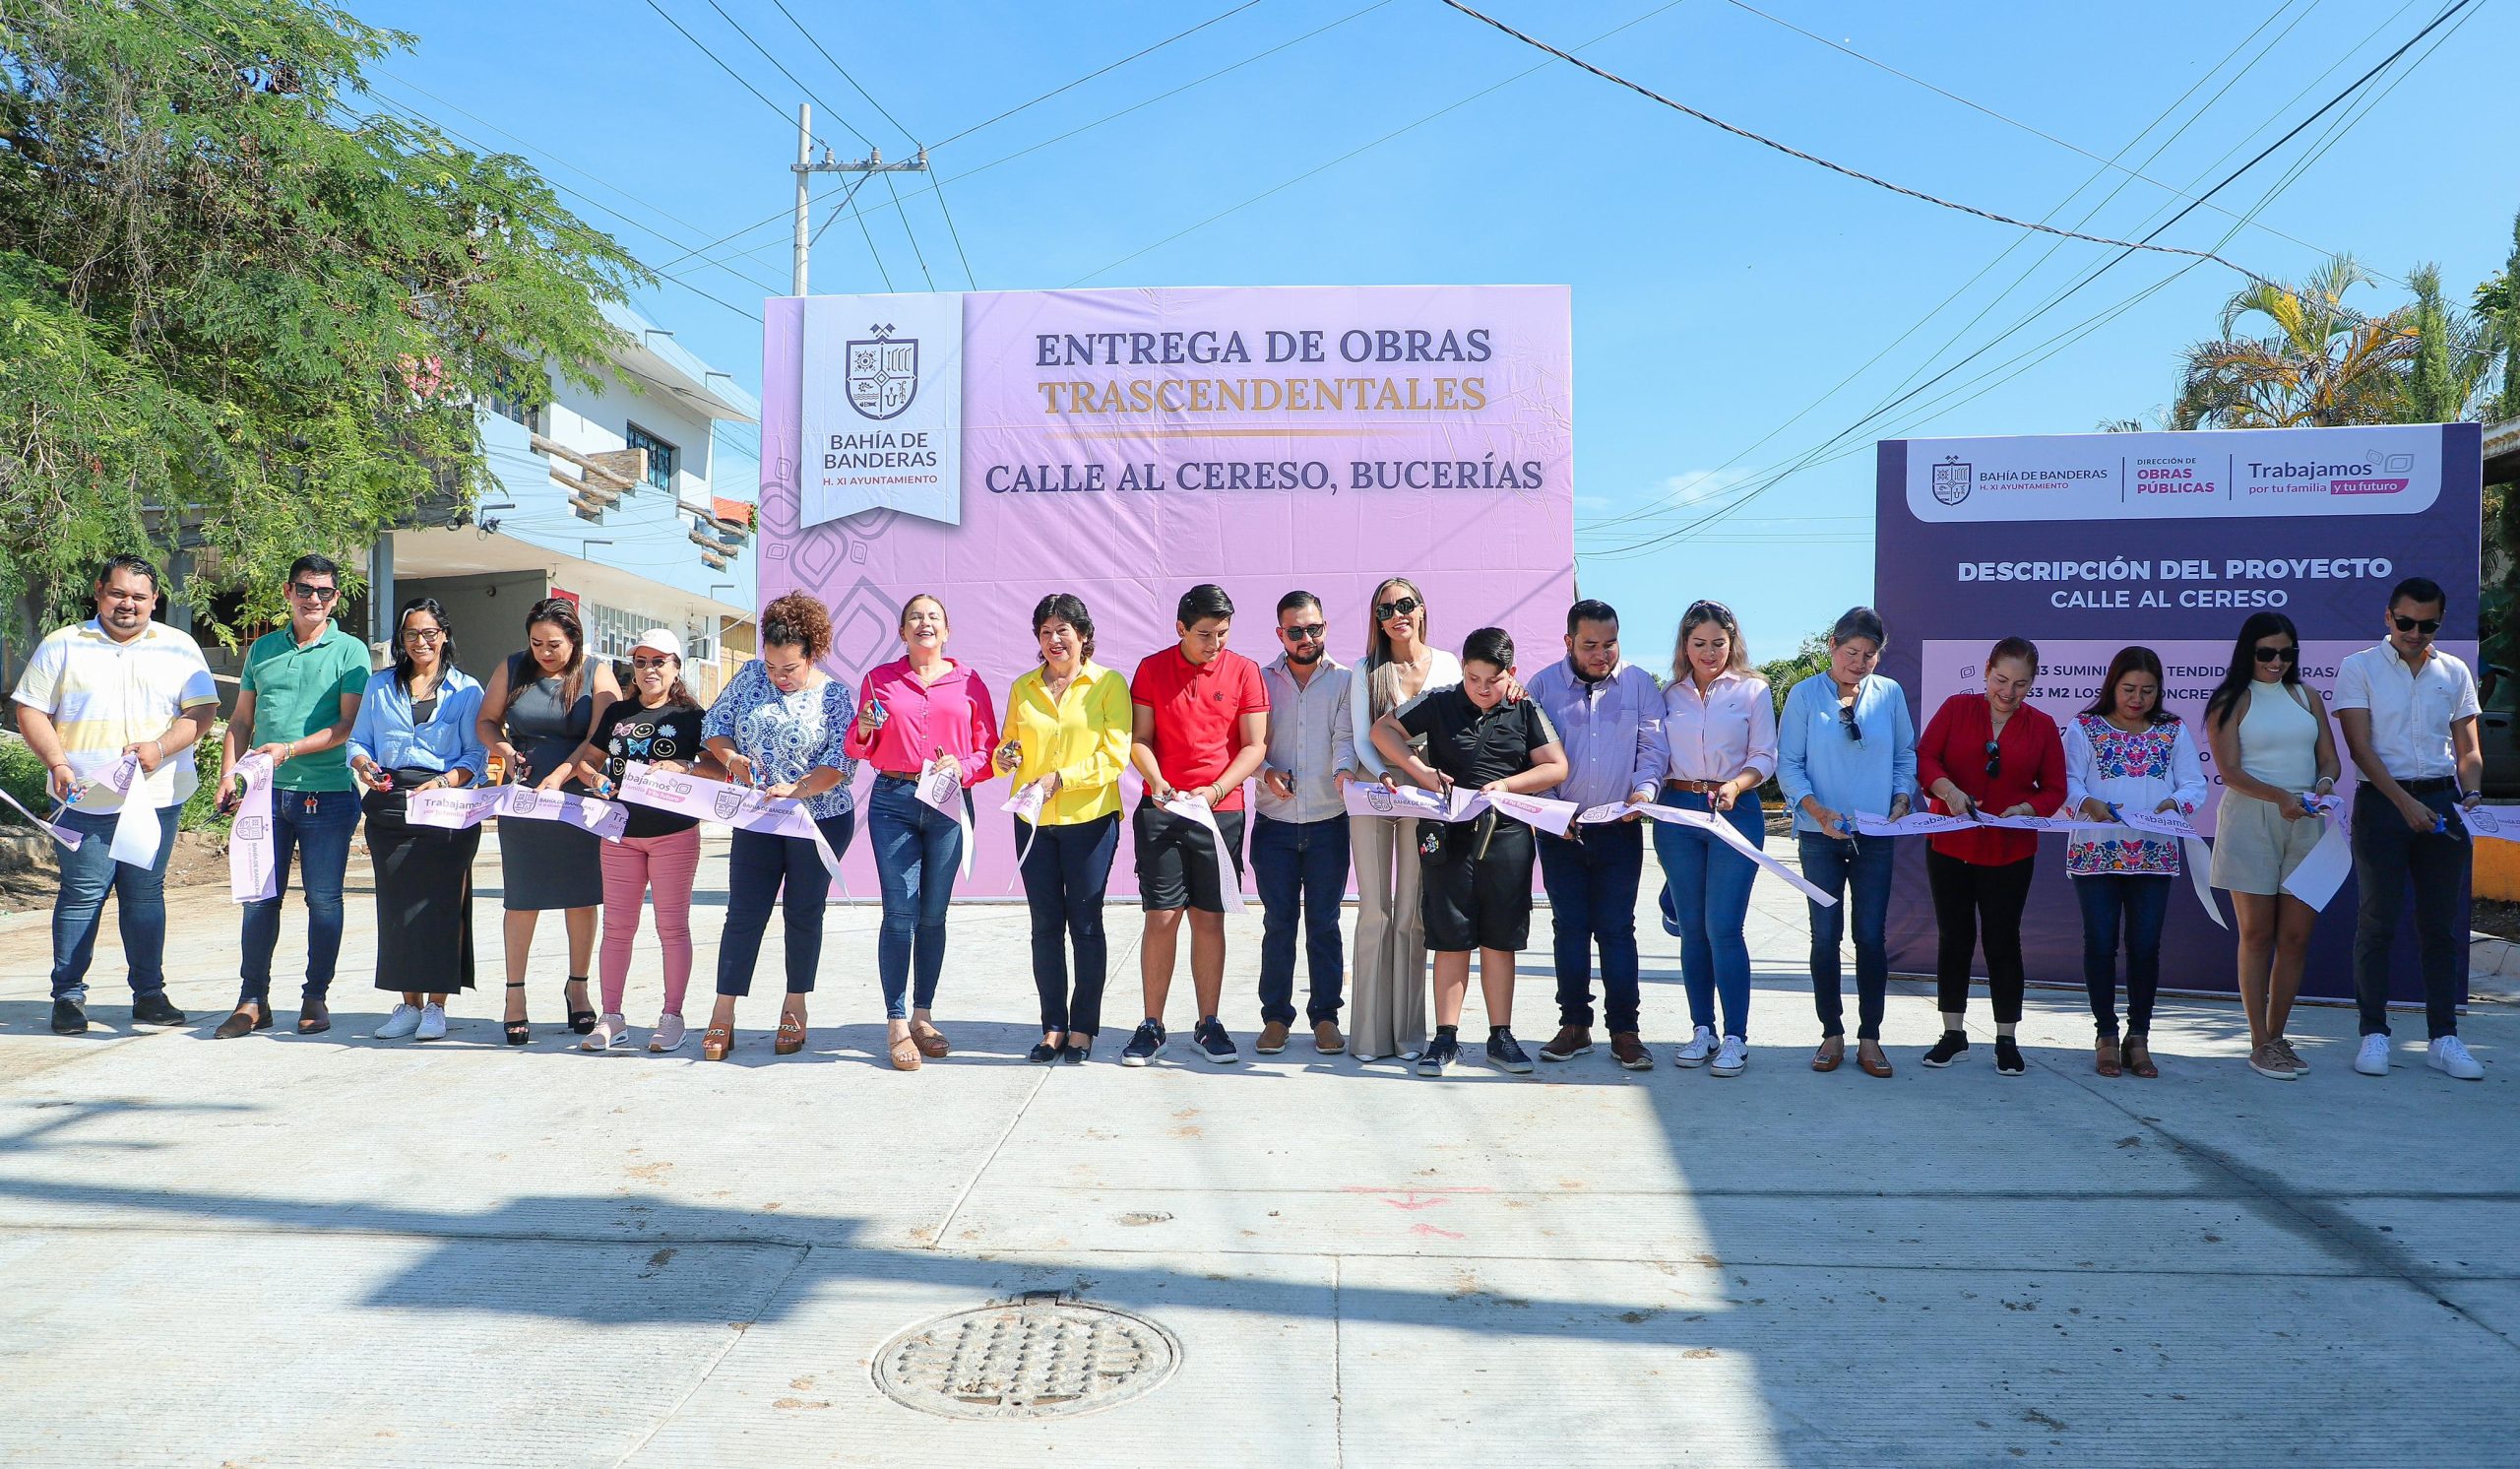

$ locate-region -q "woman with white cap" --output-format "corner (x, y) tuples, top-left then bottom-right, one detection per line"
(564, 628), (711, 1052)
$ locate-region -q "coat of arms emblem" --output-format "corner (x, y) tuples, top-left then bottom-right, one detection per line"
(847, 324), (917, 420)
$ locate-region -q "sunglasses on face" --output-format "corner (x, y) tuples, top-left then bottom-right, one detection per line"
(290, 583), (339, 602)
(1374, 597), (1421, 621)
(1281, 623), (1326, 642)
(631, 656), (675, 671)
(2253, 645), (2298, 665)
(2393, 615), (2441, 634)
(1984, 740), (2002, 779)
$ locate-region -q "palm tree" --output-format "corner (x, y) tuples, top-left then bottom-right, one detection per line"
(2170, 256), (2422, 428)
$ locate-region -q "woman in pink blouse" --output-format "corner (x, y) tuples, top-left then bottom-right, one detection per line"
(1652, 601), (1777, 1077)
(846, 594), (1000, 1071)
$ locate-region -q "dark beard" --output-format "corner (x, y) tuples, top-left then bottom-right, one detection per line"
(1288, 646), (1323, 668)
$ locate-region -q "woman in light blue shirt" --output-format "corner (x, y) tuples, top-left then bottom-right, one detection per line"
(346, 598), (487, 1036)
(1774, 607), (1915, 1078)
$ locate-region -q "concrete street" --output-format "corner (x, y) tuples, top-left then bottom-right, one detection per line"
(0, 833), (2510, 1466)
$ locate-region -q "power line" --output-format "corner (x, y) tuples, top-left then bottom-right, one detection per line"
(698, 0), (872, 146)
(933, 0), (1271, 148)
(1578, 0), (2481, 561)
(768, 0), (921, 143)
(1708, 0), (2385, 284)
(638, 0), (834, 147)
(1436, 0), (2305, 279)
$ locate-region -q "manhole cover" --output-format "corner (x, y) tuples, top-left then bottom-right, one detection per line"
(873, 1296), (1181, 1420)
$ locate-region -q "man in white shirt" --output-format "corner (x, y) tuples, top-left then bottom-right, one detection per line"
(2332, 575), (2484, 1081)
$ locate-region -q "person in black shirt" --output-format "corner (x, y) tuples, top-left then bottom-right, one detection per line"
(562, 630), (711, 1054)
(1372, 626), (1568, 1076)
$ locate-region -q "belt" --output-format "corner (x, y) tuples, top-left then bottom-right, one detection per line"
(875, 771), (918, 785)
(2395, 776), (2458, 794)
(1663, 778), (1725, 795)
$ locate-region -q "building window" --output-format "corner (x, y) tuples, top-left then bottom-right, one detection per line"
(487, 366), (545, 435)
(626, 423), (678, 493)
(582, 599), (715, 667)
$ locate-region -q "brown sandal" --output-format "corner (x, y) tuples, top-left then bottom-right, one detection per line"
(2095, 1035), (2122, 1078)
(910, 1019), (950, 1058)
(701, 1024), (734, 1061)
(2123, 1035), (2157, 1079)
(889, 1033), (922, 1071)
(775, 1010), (807, 1056)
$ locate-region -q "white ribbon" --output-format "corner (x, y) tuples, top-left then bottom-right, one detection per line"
(1160, 793), (1248, 914)
(0, 787), (82, 850)
(1002, 780), (1049, 886)
(408, 783), (629, 842)
(1341, 780), (1584, 834)
(617, 762), (844, 890)
(97, 752), (171, 869)
(1578, 799), (1837, 907)
(225, 751), (279, 902)
(917, 756), (976, 881)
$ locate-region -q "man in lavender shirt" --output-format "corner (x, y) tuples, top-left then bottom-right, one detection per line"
(1526, 600), (1668, 1068)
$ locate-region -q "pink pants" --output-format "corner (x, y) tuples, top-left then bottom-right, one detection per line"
(599, 827), (701, 1016)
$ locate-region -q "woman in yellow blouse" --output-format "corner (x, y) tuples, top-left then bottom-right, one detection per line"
(995, 593), (1135, 1063)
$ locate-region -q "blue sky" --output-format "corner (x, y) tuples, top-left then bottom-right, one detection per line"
(360, 0), (2515, 660)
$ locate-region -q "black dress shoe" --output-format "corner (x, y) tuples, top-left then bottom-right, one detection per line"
(1026, 1041), (1060, 1064)
(131, 992), (186, 1027)
(1061, 1040), (1091, 1065)
(213, 1005), (273, 1040)
(50, 997), (87, 1035)
(296, 999), (331, 1035)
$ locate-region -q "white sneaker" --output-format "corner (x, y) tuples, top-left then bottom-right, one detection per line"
(414, 1002), (447, 1042)
(2427, 1035), (2484, 1080)
(2353, 1034), (2391, 1076)
(1673, 1026), (1718, 1068)
(375, 1003), (422, 1040)
(1710, 1035), (1748, 1077)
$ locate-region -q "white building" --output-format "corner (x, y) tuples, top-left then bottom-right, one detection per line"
(379, 300), (760, 699)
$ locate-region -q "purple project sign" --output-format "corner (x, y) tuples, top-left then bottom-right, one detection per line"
(1875, 423), (2485, 1003)
(760, 285), (1575, 896)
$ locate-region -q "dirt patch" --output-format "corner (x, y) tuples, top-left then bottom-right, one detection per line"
(0, 830), (244, 913)
(2474, 897), (2520, 941)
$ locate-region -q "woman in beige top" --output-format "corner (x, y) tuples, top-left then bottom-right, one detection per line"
(1346, 578), (1463, 1062)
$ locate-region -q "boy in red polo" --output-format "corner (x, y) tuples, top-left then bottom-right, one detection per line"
(1121, 584), (1271, 1066)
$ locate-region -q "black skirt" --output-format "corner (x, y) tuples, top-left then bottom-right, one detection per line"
(365, 786), (480, 992)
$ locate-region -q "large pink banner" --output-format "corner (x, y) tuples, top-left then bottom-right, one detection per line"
(759, 285), (1574, 895)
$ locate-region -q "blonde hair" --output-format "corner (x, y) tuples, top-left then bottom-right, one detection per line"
(1670, 599), (1757, 682)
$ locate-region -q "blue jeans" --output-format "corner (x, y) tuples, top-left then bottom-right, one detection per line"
(1797, 832), (1893, 1040)
(1020, 813), (1119, 1035)
(49, 804), (180, 1003)
(2076, 873), (2172, 1038)
(1536, 821), (1644, 1033)
(1651, 788), (1764, 1040)
(718, 811), (856, 997)
(868, 777), (965, 1020)
(238, 788), (359, 1005)
(1252, 814), (1349, 1026)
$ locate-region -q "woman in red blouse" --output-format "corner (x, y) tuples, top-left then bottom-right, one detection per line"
(1914, 637), (2066, 1076)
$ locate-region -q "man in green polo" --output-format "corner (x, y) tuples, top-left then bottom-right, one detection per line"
(215, 553), (370, 1038)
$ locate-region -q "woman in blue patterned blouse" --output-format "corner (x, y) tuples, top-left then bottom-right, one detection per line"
(2061, 645), (2205, 1079)
(698, 592), (859, 1060)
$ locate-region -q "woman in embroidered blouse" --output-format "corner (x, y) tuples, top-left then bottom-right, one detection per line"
(845, 593), (1000, 1072)
(697, 592), (859, 1061)
(2062, 646), (2206, 1079)
(1652, 600), (1776, 1078)
(1915, 636), (2067, 1076)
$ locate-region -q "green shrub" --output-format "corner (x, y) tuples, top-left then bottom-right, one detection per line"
(0, 733), (49, 821)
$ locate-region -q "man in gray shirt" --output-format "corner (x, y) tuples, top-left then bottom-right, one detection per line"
(1252, 591), (1357, 1054)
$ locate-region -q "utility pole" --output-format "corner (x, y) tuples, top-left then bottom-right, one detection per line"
(789, 103), (929, 297)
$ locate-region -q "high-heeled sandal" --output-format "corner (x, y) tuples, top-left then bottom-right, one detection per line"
(702, 1023), (734, 1060)
(775, 1010), (807, 1056)
(564, 976), (597, 1035)
(502, 982), (530, 1047)
(2095, 1034), (2122, 1077)
(2123, 1035), (2158, 1079)
(889, 1033), (922, 1070)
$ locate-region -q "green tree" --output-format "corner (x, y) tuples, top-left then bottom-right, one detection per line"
(2487, 210), (2520, 422)
(0, 0), (648, 639)
(2171, 257), (2421, 429)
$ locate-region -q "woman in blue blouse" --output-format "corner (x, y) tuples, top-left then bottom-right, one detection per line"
(1774, 607), (1915, 1078)
(698, 592), (859, 1061)
(346, 598), (487, 1038)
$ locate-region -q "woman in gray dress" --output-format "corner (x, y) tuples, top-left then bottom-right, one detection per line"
(475, 597), (619, 1042)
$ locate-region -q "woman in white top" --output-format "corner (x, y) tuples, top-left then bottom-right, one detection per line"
(1347, 577), (1462, 1062)
(2062, 646), (2207, 1079)
(1652, 600), (1776, 1076)
(2203, 611), (2340, 1082)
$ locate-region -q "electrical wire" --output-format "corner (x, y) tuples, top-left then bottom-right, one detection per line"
(932, 0), (1271, 147)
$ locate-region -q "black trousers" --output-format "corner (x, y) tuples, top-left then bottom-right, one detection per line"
(2350, 783), (2468, 1039)
(1020, 813), (1120, 1036)
(1926, 849), (2035, 1024)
